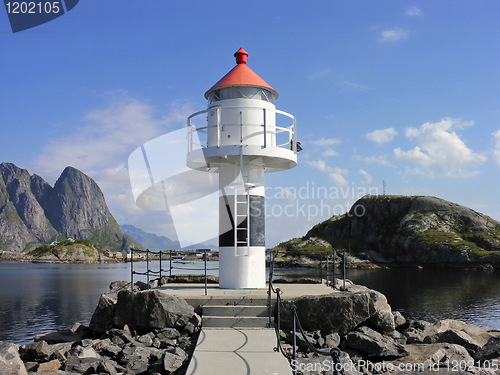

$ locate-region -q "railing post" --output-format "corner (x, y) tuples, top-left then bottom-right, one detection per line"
(159, 250), (162, 286)
(333, 249), (336, 289)
(263, 108), (267, 149)
(343, 250), (346, 291)
(292, 305), (297, 375)
(146, 249), (150, 285)
(130, 248), (134, 291)
(325, 255), (329, 286)
(204, 248), (208, 296)
(169, 250), (172, 277)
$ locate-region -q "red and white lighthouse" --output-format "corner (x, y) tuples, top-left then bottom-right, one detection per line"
(187, 48), (298, 289)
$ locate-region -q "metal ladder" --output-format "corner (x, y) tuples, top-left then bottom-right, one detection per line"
(234, 189), (250, 257)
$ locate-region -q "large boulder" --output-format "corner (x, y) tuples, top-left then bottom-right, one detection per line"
(0, 341), (28, 375)
(89, 293), (116, 333)
(280, 285), (395, 335)
(113, 290), (194, 330)
(345, 326), (409, 358)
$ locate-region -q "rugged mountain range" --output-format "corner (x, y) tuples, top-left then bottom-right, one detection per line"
(0, 162), (141, 257)
(121, 224), (180, 251)
(275, 195), (500, 264)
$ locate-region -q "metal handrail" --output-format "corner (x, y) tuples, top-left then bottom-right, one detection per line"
(187, 105), (296, 154)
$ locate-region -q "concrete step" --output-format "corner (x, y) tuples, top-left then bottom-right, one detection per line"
(185, 296), (270, 307)
(202, 316), (270, 328)
(203, 304), (269, 317)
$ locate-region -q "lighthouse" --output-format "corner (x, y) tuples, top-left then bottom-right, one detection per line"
(187, 48), (298, 289)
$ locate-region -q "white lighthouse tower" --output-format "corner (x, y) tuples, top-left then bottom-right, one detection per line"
(187, 48), (298, 289)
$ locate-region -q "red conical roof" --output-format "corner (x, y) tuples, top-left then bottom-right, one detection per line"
(204, 48), (278, 99)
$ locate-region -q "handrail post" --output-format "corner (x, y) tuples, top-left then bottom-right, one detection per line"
(204, 248), (208, 296)
(159, 250), (162, 286)
(292, 306), (297, 375)
(343, 250), (346, 291)
(169, 250), (172, 277)
(263, 108), (267, 149)
(130, 248), (134, 291)
(146, 249), (150, 285)
(333, 249), (336, 289)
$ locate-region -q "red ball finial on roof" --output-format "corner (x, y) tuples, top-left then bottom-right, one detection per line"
(234, 48), (249, 64)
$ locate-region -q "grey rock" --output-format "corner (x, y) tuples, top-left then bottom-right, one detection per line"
(0, 341), (28, 375)
(324, 332), (341, 348)
(36, 359), (62, 372)
(163, 347), (187, 373)
(137, 332), (155, 346)
(474, 336), (500, 361)
(346, 326), (409, 357)
(183, 322), (196, 335)
(113, 290), (194, 330)
(89, 293), (116, 333)
(393, 311), (407, 328)
(34, 329), (84, 344)
(135, 280), (149, 290)
(432, 329), (481, 353)
(68, 345), (100, 359)
(126, 358), (149, 374)
(280, 286), (395, 334)
(101, 344), (123, 358)
(22, 340), (51, 361)
(64, 355), (103, 373)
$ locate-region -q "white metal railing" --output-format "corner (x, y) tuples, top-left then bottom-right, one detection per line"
(187, 106), (297, 154)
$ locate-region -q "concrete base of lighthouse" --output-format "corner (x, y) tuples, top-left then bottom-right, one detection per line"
(219, 246), (266, 289)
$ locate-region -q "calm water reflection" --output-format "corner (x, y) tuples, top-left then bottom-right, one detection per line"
(1, 262), (500, 343)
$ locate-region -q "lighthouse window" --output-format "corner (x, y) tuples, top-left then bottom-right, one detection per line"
(209, 87), (275, 103)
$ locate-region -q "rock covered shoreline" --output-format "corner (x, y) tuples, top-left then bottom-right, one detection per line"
(2, 279), (500, 374)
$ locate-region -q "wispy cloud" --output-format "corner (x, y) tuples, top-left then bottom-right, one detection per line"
(31, 97), (196, 238)
(307, 68), (332, 80)
(359, 169), (373, 184)
(365, 128), (398, 144)
(342, 81), (374, 92)
(379, 28), (409, 43)
(309, 137), (342, 146)
(308, 160), (349, 187)
(406, 6), (423, 17)
(493, 130), (500, 165)
(322, 148), (339, 157)
(394, 118), (487, 177)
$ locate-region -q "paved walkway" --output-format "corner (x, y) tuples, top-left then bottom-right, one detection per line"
(186, 328), (292, 375)
(157, 282), (334, 374)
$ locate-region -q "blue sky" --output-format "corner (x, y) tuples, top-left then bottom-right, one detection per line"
(1, 1), (499, 247)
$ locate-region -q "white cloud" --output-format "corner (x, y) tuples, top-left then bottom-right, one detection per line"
(493, 130), (500, 165)
(309, 137), (342, 146)
(406, 6), (423, 17)
(365, 127), (398, 144)
(359, 169), (373, 184)
(307, 68), (331, 80)
(355, 155), (394, 168)
(394, 118), (487, 177)
(342, 81), (373, 91)
(308, 160), (349, 187)
(379, 28), (409, 43)
(31, 97), (197, 240)
(322, 148), (339, 157)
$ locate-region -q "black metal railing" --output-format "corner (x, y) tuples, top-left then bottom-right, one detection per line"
(128, 248), (219, 296)
(267, 249), (347, 375)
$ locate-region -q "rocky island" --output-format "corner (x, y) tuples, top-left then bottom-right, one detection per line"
(273, 195), (500, 268)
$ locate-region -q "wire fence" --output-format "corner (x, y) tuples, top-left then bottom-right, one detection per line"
(128, 248), (219, 296)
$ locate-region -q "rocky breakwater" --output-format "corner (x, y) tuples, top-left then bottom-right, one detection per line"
(0, 281), (201, 374)
(278, 280), (500, 374)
